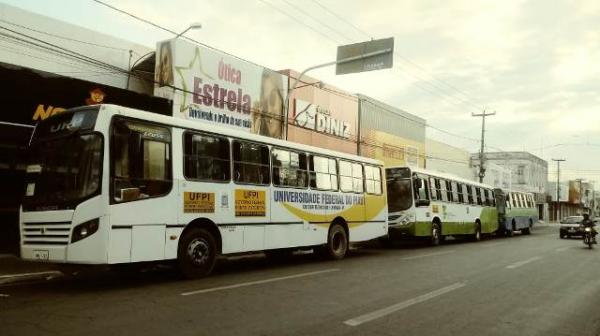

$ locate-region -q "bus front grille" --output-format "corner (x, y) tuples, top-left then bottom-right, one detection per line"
(22, 222), (71, 245)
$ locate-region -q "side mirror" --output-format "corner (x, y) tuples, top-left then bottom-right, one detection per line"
(416, 199), (430, 207)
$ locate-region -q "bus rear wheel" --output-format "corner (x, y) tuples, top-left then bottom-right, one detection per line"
(178, 227), (217, 279)
(318, 223), (348, 260)
(431, 222), (441, 246)
(473, 223), (482, 242)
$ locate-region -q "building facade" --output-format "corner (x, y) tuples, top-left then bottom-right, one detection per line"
(471, 151), (548, 220)
(425, 138), (473, 180)
(358, 94), (426, 167)
(547, 180), (595, 221)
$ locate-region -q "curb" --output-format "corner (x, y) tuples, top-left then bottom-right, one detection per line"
(0, 271), (63, 286)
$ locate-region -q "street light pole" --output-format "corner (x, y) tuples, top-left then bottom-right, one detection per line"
(175, 22), (202, 38)
(552, 158), (566, 222)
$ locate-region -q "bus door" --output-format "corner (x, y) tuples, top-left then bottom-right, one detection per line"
(109, 118), (177, 263)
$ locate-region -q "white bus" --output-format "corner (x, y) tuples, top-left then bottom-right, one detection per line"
(20, 105), (387, 277)
(386, 166), (498, 245)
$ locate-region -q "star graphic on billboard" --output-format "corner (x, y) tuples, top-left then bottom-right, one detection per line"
(174, 46), (213, 113)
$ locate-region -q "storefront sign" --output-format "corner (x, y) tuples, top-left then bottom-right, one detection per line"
(293, 99), (351, 139)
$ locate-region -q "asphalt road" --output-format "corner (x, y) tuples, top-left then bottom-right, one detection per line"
(1, 226), (600, 336)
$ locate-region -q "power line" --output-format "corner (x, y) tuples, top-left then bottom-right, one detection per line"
(309, 0), (371, 40)
(309, 0), (485, 110)
(256, 0), (340, 44)
(0, 18), (131, 52)
(280, 0), (354, 43)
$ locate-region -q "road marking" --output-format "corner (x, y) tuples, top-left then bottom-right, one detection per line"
(506, 256), (543, 269)
(344, 282), (466, 327)
(555, 246), (573, 252)
(180, 268), (340, 296)
(0, 294), (9, 298)
(401, 250), (455, 260)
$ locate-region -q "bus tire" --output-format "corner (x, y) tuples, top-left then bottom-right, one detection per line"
(177, 227), (217, 279)
(431, 222), (441, 246)
(473, 223), (482, 242)
(319, 223), (348, 260)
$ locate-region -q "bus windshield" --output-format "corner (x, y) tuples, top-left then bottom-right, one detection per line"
(23, 109), (102, 211)
(387, 177), (413, 212)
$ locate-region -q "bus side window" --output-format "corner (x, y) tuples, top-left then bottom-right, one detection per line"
(466, 185), (473, 204)
(414, 175), (430, 201)
(352, 163), (364, 193)
(456, 183), (465, 203)
(309, 155), (338, 191)
(339, 160), (353, 192)
(184, 132), (230, 182)
(232, 140), (270, 185)
(443, 179), (451, 202)
(429, 177), (438, 201)
(365, 165), (382, 195)
(517, 193), (523, 208)
(435, 179), (442, 201)
(271, 148), (308, 188)
(446, 180), (454, 202)
(111, 118), (172, 203)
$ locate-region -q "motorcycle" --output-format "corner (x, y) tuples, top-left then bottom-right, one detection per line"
(582, 226), (594, 249)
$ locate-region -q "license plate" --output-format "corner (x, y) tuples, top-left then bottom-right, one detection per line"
(33, 250), (49, 260)
(568, 229), (576, 233)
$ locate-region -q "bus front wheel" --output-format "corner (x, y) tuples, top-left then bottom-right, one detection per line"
(178, 227), (217, 279)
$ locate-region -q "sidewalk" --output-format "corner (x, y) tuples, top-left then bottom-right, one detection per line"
(0, 254), (62, 285)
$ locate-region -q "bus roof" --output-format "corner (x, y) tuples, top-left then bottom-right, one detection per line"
(387, 165), (495, 189)
(99, 104), (384, 166)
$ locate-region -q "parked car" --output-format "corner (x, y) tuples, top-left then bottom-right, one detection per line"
(559, 215), (584, 238)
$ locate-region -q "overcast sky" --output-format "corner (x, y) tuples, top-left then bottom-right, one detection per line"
(3, 0), (600, 184)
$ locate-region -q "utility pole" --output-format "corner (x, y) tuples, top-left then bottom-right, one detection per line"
(552, 158), (566, 222)
(472, 110), (496, 182)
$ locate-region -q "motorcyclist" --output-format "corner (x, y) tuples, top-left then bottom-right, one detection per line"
(581, 213), (597, 244)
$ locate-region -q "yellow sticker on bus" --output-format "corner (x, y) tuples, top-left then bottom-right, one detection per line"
(235, 189), (266, 217)
(183, 192), (215, 213)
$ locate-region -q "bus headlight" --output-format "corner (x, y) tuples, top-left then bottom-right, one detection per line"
(71, 219), (99, 243)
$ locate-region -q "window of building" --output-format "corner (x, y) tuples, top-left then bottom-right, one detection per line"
(232, 140), (270, 185)
(184, 132), (230, 182)
(272, 148), (308, 188)
(111, 118), (172, 203)
(365, 165), (382, 195)
(309, 155), (338, 191)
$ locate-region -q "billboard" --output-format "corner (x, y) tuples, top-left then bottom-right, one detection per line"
(155, 39), (288, 138)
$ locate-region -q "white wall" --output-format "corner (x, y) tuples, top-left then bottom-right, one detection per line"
(0, 3), (153, 94)
(425, 138), (474, 181)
